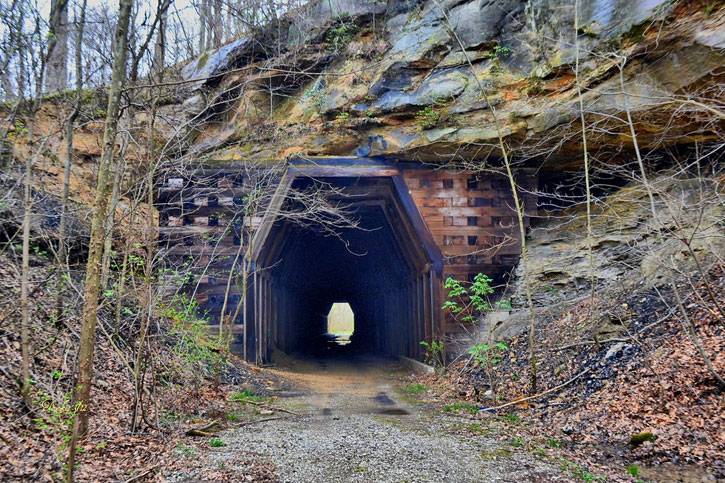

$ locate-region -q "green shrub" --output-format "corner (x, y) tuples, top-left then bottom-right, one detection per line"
(326, 14), (357, 50)
(229, 390), (266, 404)
(404, 383), (427, 394)
(209, 438), (226, 447)
(415, 105), (440, 130)
(420, 340), (444, 367)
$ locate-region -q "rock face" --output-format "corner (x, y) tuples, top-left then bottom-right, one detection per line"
(511, 176), (725, 309)
(172, 0), (724, 164)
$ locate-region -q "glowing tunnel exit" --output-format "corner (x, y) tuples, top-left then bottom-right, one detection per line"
(327, 302), (355, 336)
(326, 302), (355, 347)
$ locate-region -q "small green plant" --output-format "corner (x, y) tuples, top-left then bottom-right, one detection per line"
(160, 409), (183, 424)
(559, 459), (605, 482)
(420, 340), (444, 367)
(443, 274), (511, 325)
(31, 243), (48, 258)
(163, 294), (227, 390)
(226, 412), (240, 422)
(488, 45), (512, 59)
(176, 443), (195, 458)
(326, 14), (357, 50)
(302, 87), (328, 114)
(484, 45), (512, 75)
(443, 401), (478, 415)
(467, 423), (484, 433)
(468, 341), (508, 366)
(8, 119), (29, 137)
(33, 390), (85, 472)
(336, 111), (350, 120)
(510, 437), (523, 447)
(628, 431), (657, 448)
(229, 390), (267, 404)
(546, 438), (561, 448)
(502, 413), (519, 423)
(404, 383), (427, 394)
(626, 465), (640, 477)
(209, 438), (226, 448)
(415, 105), (440, 130)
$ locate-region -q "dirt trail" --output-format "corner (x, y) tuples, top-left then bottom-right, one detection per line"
(195, 354), (566, 482)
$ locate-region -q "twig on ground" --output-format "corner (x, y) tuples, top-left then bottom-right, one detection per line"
(479, 369), (591, 412)
(124, 464), (160, 483)
(549, 309), (675, 352)
(234, 416), (288, 427)
(185, 419), (220, 436)
(232, 399), (302, 416)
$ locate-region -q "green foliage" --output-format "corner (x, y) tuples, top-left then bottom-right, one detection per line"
(7, 119), (29, 138)
(31, 243), (48, 258)
(302, 87), (328, 115)
(420, 340), (444, 367)
(628, 431), (657, 448)
(443, 274), (511, 325)
(225, 412), (240, 422)
(326, 14), (357, 50)
(415, 105), (440, 130)
(559, 459), (605, 482)
(163, 294), (227, 384)
(486, 45), (512, 75)
(208, 438), (226, 447)
(176, 443), (196, 458)
(468, 341), (508, 366)
(404, 383), (427, 394)
(33, 390), (85, 470)
(336, 111), (350, 120)
(626, 465), (640, 477)
(487, 45), (512, 59)
(502, 413), (519, 423)
(160, 409), (183, 424)
(229, 390), (267, 404)
(443, 401), (478, 415)
(510, 437), (523, 447)
(546, 438), (561, 448)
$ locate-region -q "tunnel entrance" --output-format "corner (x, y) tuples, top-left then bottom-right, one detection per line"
(249, 171), (443, 364)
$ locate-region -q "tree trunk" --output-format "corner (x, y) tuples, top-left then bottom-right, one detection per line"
(56, 0), (87, 327)
(45, 0), (70, 93)
(131, 15), (165, 431)
(71, 0), (133, 440)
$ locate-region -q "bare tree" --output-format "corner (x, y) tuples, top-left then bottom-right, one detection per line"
(56, 0), (88, 328)
(70, 0), (134, 441)
(45, 0), (70, 93)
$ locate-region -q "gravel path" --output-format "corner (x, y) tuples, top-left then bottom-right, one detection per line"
(188, 355), (567, 482)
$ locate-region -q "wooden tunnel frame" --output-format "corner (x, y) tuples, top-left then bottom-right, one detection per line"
(247, 157), (445, 364)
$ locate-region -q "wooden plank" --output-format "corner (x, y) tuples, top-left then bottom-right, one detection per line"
(392, 175), (444, 272)
(250, 169), (294, 264)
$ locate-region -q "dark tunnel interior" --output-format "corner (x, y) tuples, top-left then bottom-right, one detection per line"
(253, 177), (438, 362)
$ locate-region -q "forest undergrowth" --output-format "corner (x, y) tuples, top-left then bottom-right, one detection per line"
(414, 265), (725, 481)
(0, 251), (281, 481)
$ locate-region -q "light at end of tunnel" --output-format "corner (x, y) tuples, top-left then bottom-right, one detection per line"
(327, 302), (354, 336)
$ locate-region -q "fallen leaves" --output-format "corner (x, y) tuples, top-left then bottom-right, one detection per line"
(425, 264), (725, 479)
